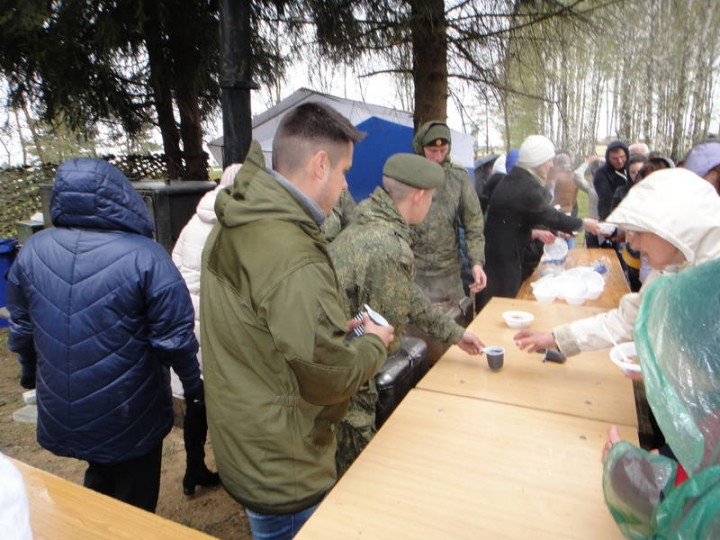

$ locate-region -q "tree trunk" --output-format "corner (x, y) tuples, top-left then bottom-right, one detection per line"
(166, 0), (208, 180)
(13, 109), (27, 166)
(21, 101), (44, 164)
(409, 0), (448, 129)
(142, 0), (183, 179)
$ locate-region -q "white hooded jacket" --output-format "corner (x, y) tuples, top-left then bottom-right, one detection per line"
(553, 168), (720, 356)
(170, 164), (241, 395)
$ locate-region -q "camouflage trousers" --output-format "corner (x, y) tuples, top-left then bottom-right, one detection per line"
(335, 379), (378, 477)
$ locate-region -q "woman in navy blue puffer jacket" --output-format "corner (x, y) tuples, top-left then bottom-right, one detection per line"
(6, 158), (203, 512)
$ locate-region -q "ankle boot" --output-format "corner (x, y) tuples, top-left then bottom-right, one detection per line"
(183, 464), (221, 496)
(183, 394), (220, 495)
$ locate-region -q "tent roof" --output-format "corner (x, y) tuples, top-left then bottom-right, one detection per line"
(207, 88), (475, 170)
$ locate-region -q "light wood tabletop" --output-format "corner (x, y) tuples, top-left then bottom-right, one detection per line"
(516, 248), (630, 309)
(296, 389), (635, 540)
(417, 297), (638, 427)
(11, 457), (216, 540)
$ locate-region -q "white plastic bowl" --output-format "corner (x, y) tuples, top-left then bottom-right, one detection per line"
(560, 277), (587, 305)
(543, 237), (569, 260)
(599, 222), (617, 236)
(502, 310), (535, 329)
(609, 342), (641, 375)
(564, 294), (586, 306)
(533, 286), (556, 304)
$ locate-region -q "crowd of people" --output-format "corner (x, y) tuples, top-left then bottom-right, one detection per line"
(5, 101), (720, 539)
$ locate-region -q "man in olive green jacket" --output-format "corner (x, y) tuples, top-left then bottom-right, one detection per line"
(200, 103), (394, 540)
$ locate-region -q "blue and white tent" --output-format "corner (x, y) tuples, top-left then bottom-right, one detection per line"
(207, 88), (475, 202)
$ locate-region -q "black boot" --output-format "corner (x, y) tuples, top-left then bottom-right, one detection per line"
(183, 393), (220, 496)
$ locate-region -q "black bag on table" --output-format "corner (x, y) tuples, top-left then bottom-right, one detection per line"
(375, 336), (428, 429)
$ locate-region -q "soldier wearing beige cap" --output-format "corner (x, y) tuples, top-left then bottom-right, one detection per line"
(410, 121), (487, 332)
(329, 152), (486, 475)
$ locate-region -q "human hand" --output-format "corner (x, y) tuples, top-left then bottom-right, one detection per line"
(531, 229), (557, 244)
(362, 313), (395, 348)
(602, 425), (622, 462)
(456, 331), (485, 355)
(469, 264), (487, 293)
(583, 218), (601, 236)
(513, 329), (557, 353)
(20, 362), (36, 390)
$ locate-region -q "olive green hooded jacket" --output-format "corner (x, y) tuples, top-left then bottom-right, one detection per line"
(410, 121), (486, 300)
(200, 141), (387, 514)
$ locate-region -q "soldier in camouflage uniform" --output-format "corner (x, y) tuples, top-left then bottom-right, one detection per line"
(329, 153), (485, 476)
(410, 121), (487, 311)
(322, 189), (356, 242)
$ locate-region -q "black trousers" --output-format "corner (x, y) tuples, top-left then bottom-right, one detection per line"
(84, 441), (163, 512)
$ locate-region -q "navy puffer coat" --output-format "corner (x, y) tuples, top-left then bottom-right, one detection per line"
(7, 158), (201, 464)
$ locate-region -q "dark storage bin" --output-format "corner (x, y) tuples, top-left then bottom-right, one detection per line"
(133, 181), (216, 252)
(40, 180), (216, 253)
(375, 336), (428, 429)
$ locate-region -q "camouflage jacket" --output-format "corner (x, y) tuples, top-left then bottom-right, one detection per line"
(329, 187), (466, 350)
(410, 122), (486, 297)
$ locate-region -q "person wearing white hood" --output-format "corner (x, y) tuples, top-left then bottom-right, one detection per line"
(514, 168), (720, 357)
(169, 164), (242, 496)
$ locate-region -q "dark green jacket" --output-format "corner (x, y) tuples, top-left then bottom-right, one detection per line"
(410, 121), (486, 299)
(200, 141), (387, 514)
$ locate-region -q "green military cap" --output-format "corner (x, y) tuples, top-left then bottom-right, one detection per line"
(421, 122), (451, 147)
(383, 153), (444, 189)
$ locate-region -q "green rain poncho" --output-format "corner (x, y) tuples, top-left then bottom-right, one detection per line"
(603, 258), (720, 538)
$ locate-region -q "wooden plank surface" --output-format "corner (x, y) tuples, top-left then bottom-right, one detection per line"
(516, 248), (630, 309)
(12, 458), (217, 540)
(296, 389), (634, 540)
(418, 297), (638, 427)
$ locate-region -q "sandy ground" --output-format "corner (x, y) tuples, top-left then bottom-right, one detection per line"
(0, 329), (252, 539)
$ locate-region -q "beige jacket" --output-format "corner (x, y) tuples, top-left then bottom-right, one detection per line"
(554, 168), (720, 356)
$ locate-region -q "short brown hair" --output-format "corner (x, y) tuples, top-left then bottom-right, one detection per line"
(272, 102), (364, 172)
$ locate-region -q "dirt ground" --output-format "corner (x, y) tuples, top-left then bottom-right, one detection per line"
(0, 329), (252, 540)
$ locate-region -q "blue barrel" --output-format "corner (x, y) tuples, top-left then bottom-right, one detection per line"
(0, 239), (18, 328)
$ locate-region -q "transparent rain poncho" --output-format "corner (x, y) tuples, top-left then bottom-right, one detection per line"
(603, 259), (720, 538)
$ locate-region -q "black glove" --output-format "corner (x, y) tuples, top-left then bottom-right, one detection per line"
(184, 379), (204, 407)
(20, 363), (36, 390)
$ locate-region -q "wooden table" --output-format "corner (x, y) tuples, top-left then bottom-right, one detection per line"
(296, 389), (636, 540)
(417, 297), (638, 427)
(12, 458), (216, 540)
(516, 248), (630, 309)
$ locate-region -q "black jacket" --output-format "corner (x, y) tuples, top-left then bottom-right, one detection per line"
(482, 166), (582, 302)
(593, 141), (629, 220)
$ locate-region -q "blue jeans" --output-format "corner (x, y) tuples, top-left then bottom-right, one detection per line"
(246, 502), (321, 540)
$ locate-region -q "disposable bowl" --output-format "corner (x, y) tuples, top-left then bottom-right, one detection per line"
(502, 310), (535, 329)
(609, 342), (641, 375)
(533, 287), (556, 304)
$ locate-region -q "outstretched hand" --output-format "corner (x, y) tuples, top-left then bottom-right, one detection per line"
(457, 331), (485, 355)
(513, 329), (557, 354)
(601, 425), (622, 462)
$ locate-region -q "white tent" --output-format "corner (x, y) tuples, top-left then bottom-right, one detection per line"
(207, 88), (475, 170)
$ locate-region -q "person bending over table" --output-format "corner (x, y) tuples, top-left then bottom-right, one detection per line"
(479, 135), (600, 309)
(514, 169), (720, 454)
(513, 168), (720, 360)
